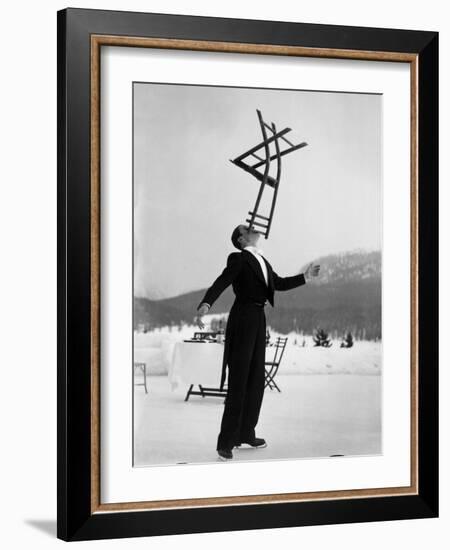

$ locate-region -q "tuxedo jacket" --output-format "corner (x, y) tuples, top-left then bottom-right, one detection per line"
(197, 249), (306, 310)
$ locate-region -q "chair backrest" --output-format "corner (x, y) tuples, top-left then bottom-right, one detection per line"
(230, 109), (307, 239)
(272, 336), (288, 365)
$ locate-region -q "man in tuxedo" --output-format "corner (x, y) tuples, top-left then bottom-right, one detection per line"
(196, 224), (320, 461)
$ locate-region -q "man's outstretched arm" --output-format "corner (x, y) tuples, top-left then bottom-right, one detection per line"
(272, 262), (320, 291)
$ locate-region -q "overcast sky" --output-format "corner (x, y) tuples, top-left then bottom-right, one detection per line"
(133, 82), (381, 300)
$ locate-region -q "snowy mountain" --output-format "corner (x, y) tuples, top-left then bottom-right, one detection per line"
(134, 250), (382, 340)
(303, 250), (381, 286)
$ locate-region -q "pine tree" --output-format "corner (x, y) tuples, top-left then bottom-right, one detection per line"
(313, 328), (332, 347)
(340, 331), (354, 348)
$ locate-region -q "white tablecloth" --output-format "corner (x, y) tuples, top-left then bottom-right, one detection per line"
(168, 342), (279, 390)
(169, 342), (225, 390)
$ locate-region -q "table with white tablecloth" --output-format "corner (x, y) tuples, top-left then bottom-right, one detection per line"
(169, 340), (279, 400)
(169, 342), (225, 394)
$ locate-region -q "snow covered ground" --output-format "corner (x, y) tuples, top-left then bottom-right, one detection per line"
(133, 325), (381, 466)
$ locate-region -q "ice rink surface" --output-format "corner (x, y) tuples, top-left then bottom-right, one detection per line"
(134, 372), (381, 466)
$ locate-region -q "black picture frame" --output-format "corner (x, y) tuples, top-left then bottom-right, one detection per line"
(57, 7), (438, 541)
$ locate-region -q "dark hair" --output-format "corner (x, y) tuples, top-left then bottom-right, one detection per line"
(231, 225), (243, 250)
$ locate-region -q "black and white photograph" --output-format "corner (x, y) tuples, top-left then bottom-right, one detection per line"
(132, 82), (382, 466)
(0, 0), (444, 545)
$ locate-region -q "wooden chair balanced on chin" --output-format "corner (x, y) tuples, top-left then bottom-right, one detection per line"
(230, 109), (308, 239)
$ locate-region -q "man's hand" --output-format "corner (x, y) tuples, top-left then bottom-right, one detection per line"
(304, 262), (320, 281)
(195, 303), (210, 329)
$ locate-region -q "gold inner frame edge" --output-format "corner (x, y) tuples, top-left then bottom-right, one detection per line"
(89, 34), (419, 514)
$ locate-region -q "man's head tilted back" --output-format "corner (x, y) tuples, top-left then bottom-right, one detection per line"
(231, 225), (243, 250)
(231, 224), (260, 250)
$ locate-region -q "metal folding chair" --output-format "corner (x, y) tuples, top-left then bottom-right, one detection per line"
(230, 109), (307, 239)
(265, 336), (288, 392)
(133, 362), (148, 394)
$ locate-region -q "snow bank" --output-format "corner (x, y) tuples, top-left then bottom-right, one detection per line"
(134, 324), (199, 375)
(267, 330), (381, 375)
(134, 326), (381, 376)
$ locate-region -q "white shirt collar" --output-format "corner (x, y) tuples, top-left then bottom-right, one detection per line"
(244, 245), (268, 286)
(244, 245), (264, 257)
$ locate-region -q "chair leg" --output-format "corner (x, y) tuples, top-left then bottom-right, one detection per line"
(272, 378), (281, 392)
(265, 369), (281, 391)
(143, 364), (148, 394)
(184, 384), (194, 402)
(265, 367), (276, 390)
(264, 369), (271, 389)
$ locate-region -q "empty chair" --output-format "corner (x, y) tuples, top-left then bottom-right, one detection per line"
(133, 362), (148, 394)
(264, 336), (288, 392)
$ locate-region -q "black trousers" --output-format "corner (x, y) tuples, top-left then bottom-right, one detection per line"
(217, 302), (266, 451)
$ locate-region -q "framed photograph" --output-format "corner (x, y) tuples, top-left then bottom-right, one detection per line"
(57, 8), (438, 541)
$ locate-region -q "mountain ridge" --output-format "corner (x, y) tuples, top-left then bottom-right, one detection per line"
(134, 250), (381, 339)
